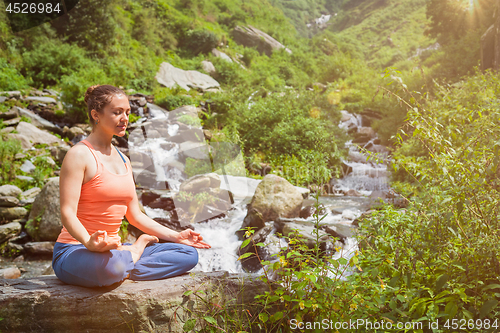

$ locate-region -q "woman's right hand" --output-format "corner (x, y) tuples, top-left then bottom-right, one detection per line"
(84, 230), (120, 252)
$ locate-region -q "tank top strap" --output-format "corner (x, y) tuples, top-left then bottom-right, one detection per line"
(80, 139), (102, 172)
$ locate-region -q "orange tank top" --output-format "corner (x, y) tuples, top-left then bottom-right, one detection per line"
(56, 140), (136, 245)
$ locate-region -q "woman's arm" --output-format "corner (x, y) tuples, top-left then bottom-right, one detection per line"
(59, 145), (119, 251)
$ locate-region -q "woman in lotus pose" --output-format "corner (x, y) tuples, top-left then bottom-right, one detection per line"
(52, 84), (210, 287)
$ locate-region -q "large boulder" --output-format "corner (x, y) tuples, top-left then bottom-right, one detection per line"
(179, 173), (221, 193)
(15, 121), (66, 146)
(246, 174), (303, 223)
(0, 272), (267, 333)
(15, 107), (61, 134)
(232, 25), (292, 56)
(26, 177), (62, 241)
(155, 62), (220, 92)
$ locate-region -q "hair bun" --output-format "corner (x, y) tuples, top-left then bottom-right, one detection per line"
(84, 85), (100, 104)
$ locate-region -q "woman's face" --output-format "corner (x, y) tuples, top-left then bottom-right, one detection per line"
(92, 94), (130, 137)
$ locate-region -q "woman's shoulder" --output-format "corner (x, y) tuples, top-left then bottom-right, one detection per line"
(63, 142), (94, 167)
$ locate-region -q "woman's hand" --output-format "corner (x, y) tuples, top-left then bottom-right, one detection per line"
(84, 230), (120, 252)
(176, 229), (211, 249)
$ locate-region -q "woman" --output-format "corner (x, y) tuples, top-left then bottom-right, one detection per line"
(52, 84), (210, 288)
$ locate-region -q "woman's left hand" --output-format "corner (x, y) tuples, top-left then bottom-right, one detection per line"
(177, 229), (211, 249)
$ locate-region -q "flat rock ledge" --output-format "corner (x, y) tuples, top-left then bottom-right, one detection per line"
(0, 271), (266, 333)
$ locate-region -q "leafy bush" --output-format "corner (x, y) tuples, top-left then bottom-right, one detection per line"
(361, 71), (500, 325)
(180, 29), (219, 56)
(21, 39), (90, 87)
(60, 66), (110, 123)
(0, 137), (22, 186)
(0, 58), (30, 90)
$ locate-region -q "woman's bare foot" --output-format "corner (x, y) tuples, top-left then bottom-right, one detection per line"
(118, 234), (159, 263)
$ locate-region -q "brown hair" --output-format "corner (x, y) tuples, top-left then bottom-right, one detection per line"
(84, 85), (126, 126)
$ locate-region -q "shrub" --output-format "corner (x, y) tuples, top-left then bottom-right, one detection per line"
(21, 39), (90, 87)
(60, 66), (110, 123)
(0, 57), (30, 90)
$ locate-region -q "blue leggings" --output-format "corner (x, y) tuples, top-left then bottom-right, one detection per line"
(52, 242), (198, 287)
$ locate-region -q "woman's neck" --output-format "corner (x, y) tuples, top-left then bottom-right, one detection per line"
(85, 131), (114, 154)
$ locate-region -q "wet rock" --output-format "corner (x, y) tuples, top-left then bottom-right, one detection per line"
(276, 219), (328, 249)
(0, 221), (22, 243)
(134, 169), (159, 188)
(342, 161), (353, 176)
(169, 128), (205, 143)
(23, 241), (55, 256)
(357, 126), (376, 138)
(153, 217), (193, 232)
(179, 141), (211, 160)
(180, 173), (221, 193)
(0, 185), (22, 197)
(12, 255), (24, 263)
(318, 225), (346, 244)
(0, 207), (27, 222)
(148, 196), (175, 210)
(345, 189), (362, 197)
(236, 208), (264, 240)
(232, 25), (291, 56)
(299, 204), (326, 219)
(155, 62), (220, 92)
(0, 196), (19, 207)
(0, 272), (267, 333)
(245, 174), (303, 223)
(0, 267), (21, 279)
(140, 191), (161, 206)
(27, 178), (62, 241)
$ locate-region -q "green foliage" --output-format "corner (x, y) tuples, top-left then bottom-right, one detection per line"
(180, 29), (219, 56)
(50, 0), (119, 54)
(231, 88), (345, 166)
(153, 86), (196, 111)
(0, 137), (22, 186)
(0, 58), (30, 91)
(119, 220), (130, 243)
(21, 39), (90, 88)
(360, 71), (500, 326)
(60, 66), (110, 123)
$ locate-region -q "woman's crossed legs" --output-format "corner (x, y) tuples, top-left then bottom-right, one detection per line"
(52, 239), (199, 287)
